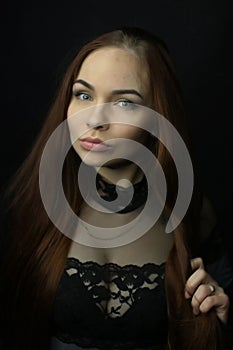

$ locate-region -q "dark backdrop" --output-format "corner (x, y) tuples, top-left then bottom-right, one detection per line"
(1, 0), (233, 261)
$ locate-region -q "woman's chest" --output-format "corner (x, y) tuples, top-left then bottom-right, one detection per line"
(66, 206), (173, 310)
(69, 201), (172, 264)
(53, 255), (168, 348)
(62, 256), (166, 319)
(67, 217), (174, 266)
(53, 220), (170, 342)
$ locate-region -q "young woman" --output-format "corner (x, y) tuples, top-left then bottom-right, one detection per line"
(0, 27), (232, 350)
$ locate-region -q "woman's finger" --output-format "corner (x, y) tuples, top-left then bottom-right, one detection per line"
(190, 257), (204, 271)
(199, 292), (229, 323)
(185, 266), (207, 297)
(191, 283), (216, 314)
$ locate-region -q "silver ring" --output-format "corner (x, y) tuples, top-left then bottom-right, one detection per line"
(208, 284), (215, 294)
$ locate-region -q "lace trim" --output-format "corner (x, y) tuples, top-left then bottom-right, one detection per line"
(95, 172), (148, 213)
(65, 257), (165, 318)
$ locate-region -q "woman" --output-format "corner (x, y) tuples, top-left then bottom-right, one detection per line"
(0, 27), (232, 350)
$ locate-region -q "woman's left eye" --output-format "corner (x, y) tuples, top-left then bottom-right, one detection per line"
(116, 100), (136, 109)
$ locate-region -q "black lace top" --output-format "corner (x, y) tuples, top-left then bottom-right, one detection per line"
(52, 258), (168, 349)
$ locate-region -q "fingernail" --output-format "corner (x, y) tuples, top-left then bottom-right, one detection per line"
(193, 308), (200, 315)
(184, 289), (191, 299)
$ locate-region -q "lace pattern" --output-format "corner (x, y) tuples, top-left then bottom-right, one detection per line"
(65, 258), (165, 318)
(52, 258), (168, 349)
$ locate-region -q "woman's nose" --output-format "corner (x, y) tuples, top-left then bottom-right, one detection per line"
(86, 104), (110, 130)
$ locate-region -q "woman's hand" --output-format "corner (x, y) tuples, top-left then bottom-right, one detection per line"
(185, 257), (230, 323)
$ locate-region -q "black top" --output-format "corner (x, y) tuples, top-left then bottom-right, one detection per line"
(51, 258), (167, 349)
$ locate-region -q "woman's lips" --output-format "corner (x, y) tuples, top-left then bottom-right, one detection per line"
(79, 137), (111, 152)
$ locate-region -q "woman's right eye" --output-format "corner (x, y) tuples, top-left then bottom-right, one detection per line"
(73, 91), (92, 101)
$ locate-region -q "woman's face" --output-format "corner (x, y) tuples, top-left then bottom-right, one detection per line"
(67, 47), (153, 168)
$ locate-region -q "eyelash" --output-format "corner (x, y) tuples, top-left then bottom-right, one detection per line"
(115, 100), (137, 109)
(73, 91), (92, 101)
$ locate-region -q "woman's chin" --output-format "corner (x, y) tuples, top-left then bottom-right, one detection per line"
(80, 157), (131, 169)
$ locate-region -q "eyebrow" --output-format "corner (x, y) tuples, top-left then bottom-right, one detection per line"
(74, 79), (144, 100)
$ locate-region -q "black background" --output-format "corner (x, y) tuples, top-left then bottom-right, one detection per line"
(1, 0), (233, 262)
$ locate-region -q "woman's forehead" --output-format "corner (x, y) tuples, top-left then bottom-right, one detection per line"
(76, 47), (149, 91)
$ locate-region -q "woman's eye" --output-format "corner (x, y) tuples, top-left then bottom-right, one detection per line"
(116, 100), (136, 109)
(73, 91), (92, 101)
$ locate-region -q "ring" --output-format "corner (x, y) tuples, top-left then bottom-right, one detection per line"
(208, 284), (215, 294)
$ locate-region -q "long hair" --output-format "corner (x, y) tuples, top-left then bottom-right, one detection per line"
(0, 27), (223, 349)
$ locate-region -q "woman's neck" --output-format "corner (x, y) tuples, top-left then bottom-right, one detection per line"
(96, 163), (144, 187)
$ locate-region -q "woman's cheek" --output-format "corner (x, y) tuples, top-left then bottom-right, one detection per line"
(67, 102), (76, 118)
(114, 125), (147, 142)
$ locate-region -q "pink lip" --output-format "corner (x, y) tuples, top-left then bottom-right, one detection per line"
(79, 137), (111, 152)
